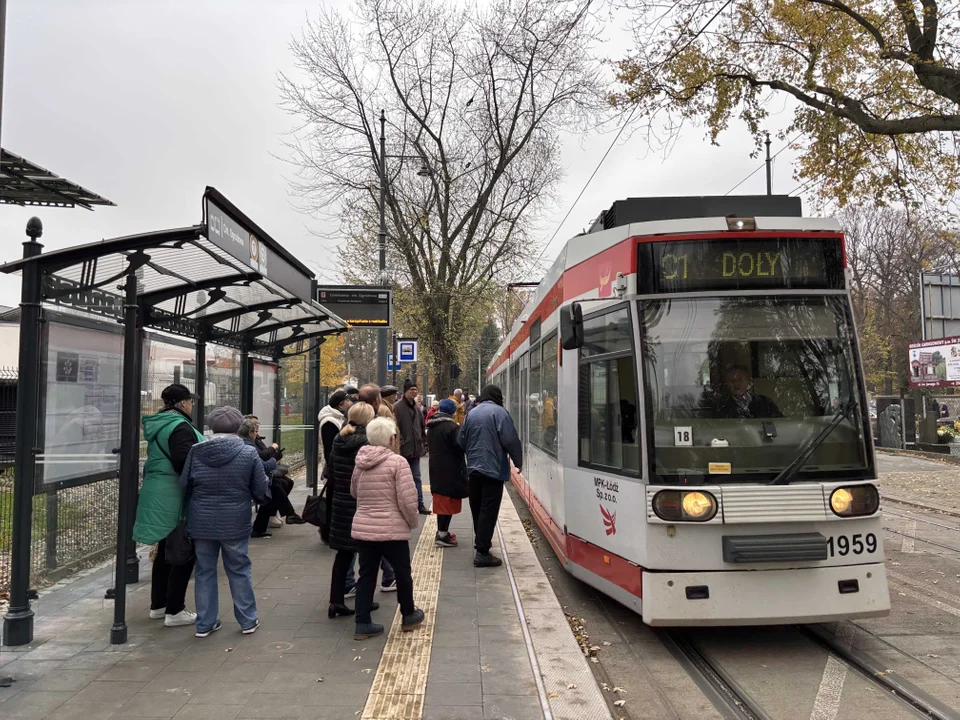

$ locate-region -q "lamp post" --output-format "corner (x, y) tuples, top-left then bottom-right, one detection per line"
(376, 110), (431, 387)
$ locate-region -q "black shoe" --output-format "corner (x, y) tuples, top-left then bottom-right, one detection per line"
(285, 514), (306, 525)
(328, 603), (355, 619)
(354, 622), (384, 640)
(251, 531), (272, 539)
(473, 551), (503, 567)
(402, 608), (425, 632)
(418, 505), (431, 515)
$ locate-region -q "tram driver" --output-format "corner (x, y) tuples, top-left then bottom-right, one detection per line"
(702, 365), (782, 420)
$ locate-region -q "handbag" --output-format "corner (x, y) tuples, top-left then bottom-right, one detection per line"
(302, 490), (326, 527)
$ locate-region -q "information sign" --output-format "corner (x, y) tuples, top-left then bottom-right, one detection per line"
(398, 339), (418, 362)
(316, 286), (392, 328)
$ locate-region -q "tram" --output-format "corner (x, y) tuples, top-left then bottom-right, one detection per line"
(488, 196), (890, 626)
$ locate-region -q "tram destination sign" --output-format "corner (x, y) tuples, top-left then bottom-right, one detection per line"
(316, 285), (392, 328)
(638, 237), (845, 293)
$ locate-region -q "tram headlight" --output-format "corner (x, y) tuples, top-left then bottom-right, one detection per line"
(652, 490), (718, 522)
(829, 485), (879, 517)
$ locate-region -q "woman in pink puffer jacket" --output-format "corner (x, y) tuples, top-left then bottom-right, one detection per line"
(350, 416), (424, 640)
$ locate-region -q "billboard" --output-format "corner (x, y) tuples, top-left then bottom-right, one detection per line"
(908, 335), (960, 388)
(316, 286), (392, 328)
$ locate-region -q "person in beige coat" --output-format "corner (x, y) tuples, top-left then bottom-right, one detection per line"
(350, 417), (424, 640)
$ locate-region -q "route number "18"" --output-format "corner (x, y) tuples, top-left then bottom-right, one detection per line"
(674, 426), (693, 446)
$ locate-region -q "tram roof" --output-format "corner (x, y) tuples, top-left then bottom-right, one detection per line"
(0, 187), (347, 358)
(491, 214), (844, 371)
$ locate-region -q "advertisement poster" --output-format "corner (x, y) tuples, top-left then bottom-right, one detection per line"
(908, 336), (960, 388)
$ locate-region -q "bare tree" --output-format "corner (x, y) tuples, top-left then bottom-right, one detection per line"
(280, 0), (602, 395)
(840, 206), (959, 392)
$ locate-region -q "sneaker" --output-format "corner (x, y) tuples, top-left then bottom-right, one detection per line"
(418, 505), (432, 515)
(344, 586), (357, 599)
(401, 608), (425, 632)
(250, 531), (272, 539)
(435, 532), (458, 548)
(241, 619), (261, 635)
(285, 514), (306, 525)
(195, 620), (222, 638)
(380, 579), (397, 593)
(354, 622), (384, 640)
(149, 608), (166, 620)
(164, 609), (198, 627)
(268, 515), (283, 528)
(473, 552), (503, 568)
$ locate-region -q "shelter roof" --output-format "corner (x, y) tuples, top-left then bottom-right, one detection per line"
(0, 149), (116, 210)
(0, 187), (346, 356)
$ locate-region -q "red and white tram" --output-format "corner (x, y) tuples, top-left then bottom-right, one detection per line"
(489, 196), (890, 626)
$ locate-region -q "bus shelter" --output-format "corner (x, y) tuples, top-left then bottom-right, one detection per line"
(0, 187), (346, 646)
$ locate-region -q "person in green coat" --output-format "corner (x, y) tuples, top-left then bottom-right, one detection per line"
(134, 384), (204, 628)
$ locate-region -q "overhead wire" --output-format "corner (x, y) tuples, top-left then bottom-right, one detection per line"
(524, 0), (738, 275)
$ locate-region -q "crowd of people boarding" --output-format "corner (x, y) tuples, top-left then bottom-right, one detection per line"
(133, 377), (522, 642)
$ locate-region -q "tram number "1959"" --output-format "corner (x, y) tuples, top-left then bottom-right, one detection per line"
(826, 533), (878, 557)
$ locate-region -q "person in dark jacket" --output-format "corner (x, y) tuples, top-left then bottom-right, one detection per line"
(394, 379), (429, 515)
(242, 418), (305, 535)
(180, 406), (270, 637)
(702, 365), (782, 419)
(318, 391), (353, 542)
(457, 384), (522, 567)
(428, 399), (468, 548)
(327, 401), (380, 619)
(134, 383), (204, 628)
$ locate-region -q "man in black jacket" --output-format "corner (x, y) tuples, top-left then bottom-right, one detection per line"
(394, 378), (429, 515)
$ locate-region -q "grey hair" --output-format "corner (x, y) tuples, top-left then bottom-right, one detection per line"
(237, 418), (259, 439)
(366, 417), (398, 448)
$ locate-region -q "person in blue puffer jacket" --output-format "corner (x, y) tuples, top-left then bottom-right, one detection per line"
(180, 406), (270, 638)
(457, 385), (522, 568)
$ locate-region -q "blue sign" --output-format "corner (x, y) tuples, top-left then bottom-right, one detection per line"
(387, 354), (401, 371)
(398, 339), (419, 363)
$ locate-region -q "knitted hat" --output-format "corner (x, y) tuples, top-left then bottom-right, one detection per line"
(207, 406), (244, 434)
(403, 378), (417, 392)
(438, 398), (457, 415)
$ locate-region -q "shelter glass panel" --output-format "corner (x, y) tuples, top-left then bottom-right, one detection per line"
(41, 320), (123, 487)
(253, 361), (278, 445)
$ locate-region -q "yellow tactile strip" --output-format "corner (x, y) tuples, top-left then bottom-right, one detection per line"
(361, 514), (441, 720)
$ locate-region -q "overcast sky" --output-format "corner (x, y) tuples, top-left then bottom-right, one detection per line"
(0, 0), (805, 307)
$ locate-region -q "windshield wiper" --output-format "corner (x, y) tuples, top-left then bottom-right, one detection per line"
(769, 401), (857, 486)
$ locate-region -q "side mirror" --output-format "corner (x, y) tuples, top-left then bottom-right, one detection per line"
(560, 302), (583, 350)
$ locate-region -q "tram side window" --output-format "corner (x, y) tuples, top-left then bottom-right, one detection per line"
(529, 345), (542, 449)
(578, 308), (640, 474)
(510, 361), (521, 434)
(540, 333), (558, 456)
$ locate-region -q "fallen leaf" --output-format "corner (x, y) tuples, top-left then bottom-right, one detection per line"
(614, 700), (626, 707)
(602, 641), (611, 646)
(225, 648), (233, 652)
(353, 656), (362, 661)
(589, 645), (601, 652)
(927, 653), (941, 658)
(567, 683), (577, 690)
(547, 691), (558, 699)
(590, 656), (599, 663)
(362, 668), (373, 674)
(612, 687), (626, 694)
(317, 678), (324, 682)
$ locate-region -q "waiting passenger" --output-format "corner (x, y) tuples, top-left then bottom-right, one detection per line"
(180, 406), (270, 637)
(350, 417), (423, 640)
(704, 365), (782, 419)
(428, 399), (468, 547)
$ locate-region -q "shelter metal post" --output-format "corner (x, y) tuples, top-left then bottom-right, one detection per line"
(124, 322), (143, 586)
(194, 331), (206, 430)
(306, 339), (321, 494)
(111, 268), (142, 644)
(273, 356), (282, 449)
(377, 109), (388, 387)
(392, 331), (398, 387)
(3, 217), (44, 646)
(239, 348), (252, 414)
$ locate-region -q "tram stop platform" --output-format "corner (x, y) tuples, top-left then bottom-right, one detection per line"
(0, 467), (613, 720)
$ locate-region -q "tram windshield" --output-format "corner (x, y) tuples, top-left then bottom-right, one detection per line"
(639, 296), (870, 484)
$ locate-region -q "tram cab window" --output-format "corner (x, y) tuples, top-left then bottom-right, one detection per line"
(639, 297), (869, 484)
(578, 306), (640, 474)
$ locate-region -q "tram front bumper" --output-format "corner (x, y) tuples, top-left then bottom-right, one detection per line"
(641, 562), (890, 626)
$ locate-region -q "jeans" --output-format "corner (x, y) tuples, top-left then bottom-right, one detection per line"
(150, 537), (195, 615)
(193, 537), (257, 632)
(356, 540), (415, 624)
(345, 554), (394, 590)
(468, 472), (504, 555)
(407, 456), (424, 506)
